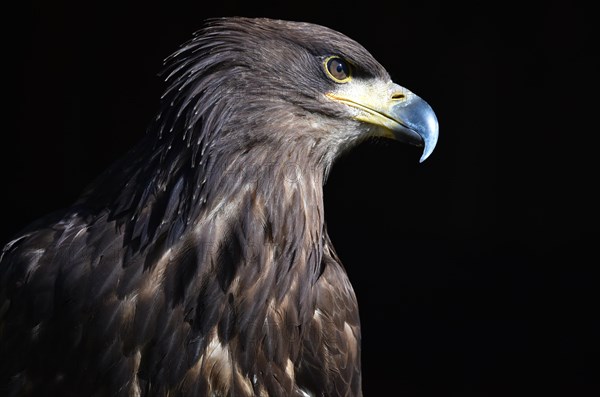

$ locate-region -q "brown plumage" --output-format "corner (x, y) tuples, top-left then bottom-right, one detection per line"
(0, 17), (438, 396)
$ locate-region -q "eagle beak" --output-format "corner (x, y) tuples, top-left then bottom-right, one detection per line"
(387, 89), (439, 163)
(327, 82), (439, 162)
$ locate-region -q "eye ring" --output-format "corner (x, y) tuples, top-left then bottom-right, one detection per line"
(324, 56), (352, 83)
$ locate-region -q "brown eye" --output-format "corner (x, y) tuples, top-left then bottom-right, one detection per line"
(324, 56), (351, 83)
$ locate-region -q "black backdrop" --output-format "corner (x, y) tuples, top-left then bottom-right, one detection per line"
(2, 1), (598, 395)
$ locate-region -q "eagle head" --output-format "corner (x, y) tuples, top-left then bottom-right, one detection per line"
(156, 17), (438, 182)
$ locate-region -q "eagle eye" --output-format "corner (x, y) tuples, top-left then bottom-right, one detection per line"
(324, 56), (351, 83)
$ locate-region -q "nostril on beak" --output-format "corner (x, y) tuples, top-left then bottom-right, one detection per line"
(391, 92), (406, 101)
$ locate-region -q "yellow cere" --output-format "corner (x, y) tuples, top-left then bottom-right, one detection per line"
(325, 79), (413, 138)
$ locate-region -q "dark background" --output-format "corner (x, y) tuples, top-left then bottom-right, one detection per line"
(3, 1), (598, 395)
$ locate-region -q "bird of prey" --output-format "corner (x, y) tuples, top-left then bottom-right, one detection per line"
(0, 17), (438, 397)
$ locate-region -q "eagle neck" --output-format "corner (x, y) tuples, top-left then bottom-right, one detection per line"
(203, 148), (327, 287)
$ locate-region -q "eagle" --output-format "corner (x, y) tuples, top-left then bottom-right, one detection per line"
(0, 17), (438, 397)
